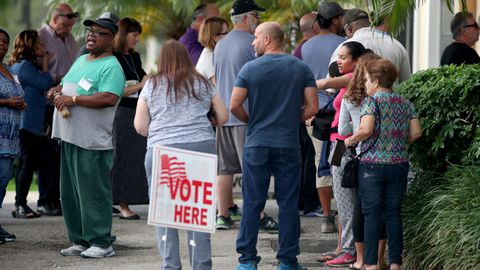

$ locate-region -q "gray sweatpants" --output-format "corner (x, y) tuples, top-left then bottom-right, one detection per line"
(145, 141), (215, 270)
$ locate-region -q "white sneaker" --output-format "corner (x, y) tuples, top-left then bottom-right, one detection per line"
(80, 245), (115, 258)
(60, 245), (87, 256)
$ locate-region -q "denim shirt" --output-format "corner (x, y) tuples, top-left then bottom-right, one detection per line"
(11, 60), (53, 136)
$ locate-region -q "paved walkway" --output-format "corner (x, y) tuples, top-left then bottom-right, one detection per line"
(0, 191), (348, 270)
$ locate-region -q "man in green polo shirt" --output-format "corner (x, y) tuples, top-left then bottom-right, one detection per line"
(50, 17), (125, 258)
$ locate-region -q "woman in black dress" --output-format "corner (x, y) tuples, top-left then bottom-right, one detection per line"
(112, 17), (150, 219)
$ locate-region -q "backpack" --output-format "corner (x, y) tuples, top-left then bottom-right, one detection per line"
(312, 90), (338, 141)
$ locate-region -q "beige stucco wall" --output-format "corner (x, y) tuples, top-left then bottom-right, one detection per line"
(413, 0), (479, 72)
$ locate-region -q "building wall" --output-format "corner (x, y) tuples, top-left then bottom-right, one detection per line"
(413, 0), (480, 72)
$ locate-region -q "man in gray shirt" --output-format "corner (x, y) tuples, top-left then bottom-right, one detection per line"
(302, 2), (346, 79)
(301, 1), (346, 234)
(214, 0), (278, 231)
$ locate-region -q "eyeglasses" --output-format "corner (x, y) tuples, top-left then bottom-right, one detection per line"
(463, 22), (479, 29)
(58, 12), (79, 19)
(248, 12), (260, 19)
(216, 31), (229, 36)
(84, 28), (112, 38)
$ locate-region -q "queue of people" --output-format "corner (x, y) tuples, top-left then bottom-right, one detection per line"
(3, 0), (479, 269)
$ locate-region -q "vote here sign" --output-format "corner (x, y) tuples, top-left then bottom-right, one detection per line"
(148, 146), (217, 234)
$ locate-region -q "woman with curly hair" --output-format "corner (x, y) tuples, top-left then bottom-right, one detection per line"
(9, 30), (53, 219)
(338, 52), (388, 270)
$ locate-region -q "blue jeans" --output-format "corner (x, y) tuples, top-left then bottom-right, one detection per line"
(358, 162), (409, 265)
(236, 147), (301, 267)
(0, 157), (14, 208)
(144, 141), (215, 270)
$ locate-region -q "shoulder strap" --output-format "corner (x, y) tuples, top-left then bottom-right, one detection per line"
(357, 96), (381, 158)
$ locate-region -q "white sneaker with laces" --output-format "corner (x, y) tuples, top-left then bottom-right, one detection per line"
(80, 245), (115, 258)
(60, 244), (87, 256)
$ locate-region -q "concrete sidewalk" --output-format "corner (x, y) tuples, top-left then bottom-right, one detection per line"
(0, 191), (348, 270)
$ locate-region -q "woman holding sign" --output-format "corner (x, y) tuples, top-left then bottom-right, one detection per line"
(134, 40), (227, 269)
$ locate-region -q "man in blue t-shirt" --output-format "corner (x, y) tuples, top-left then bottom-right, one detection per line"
(230, 22), (318, 270)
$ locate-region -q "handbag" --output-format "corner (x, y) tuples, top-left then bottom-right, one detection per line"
(312, 90), (338, 141)
(341, 98), (381, 188)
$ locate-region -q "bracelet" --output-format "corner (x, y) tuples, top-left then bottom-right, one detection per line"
(72, 96), (77, 105)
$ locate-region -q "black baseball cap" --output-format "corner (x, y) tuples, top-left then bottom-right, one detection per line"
(83, 18), (118, 35)
(317, 2), (346, 20)
(230, 0), (266, 16)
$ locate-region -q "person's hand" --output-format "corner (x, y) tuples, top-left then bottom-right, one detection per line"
(42, 51), (53, 72)
(305, 116), (315, 127)
(345, 137), (356, 148)
(54, 94), (74, 111)
(47, 85), (62, 101)
(8, 96), (26, 110)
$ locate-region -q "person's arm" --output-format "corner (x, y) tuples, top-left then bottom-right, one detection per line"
(338, 99), (353, 136)
(54, 92), (119, 111)
(398, 51), (412, 83)
(134, 98), (150, 137)
(344, 114), (375, 147)
(316, 74), (351, 89)
(17, 61), (53, 92)
(230, 87), (248, 123)
(301, 86), (318, 122)
(407, 118), (422, 144)
(211, 94), (228, 126)
(123, 75), (151, 97)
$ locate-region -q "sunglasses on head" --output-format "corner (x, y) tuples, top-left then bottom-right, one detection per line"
(58, 12), (79, 19)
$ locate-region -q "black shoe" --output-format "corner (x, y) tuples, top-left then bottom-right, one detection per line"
(37, 203), (62, 216)
(0, 226), (16, 242)
(112, 207), (120, 217)
(12, 204), (40, 219)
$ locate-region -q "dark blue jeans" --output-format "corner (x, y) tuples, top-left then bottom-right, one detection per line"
(358, 162), (409, 265)
(236, 147), (301, 267)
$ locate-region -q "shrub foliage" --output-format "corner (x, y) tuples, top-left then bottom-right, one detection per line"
(396, 64), (480, 173)
(397, 64), (480, 269)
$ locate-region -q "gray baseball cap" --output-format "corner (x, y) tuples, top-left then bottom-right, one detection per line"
(342, 9), (370, 26)
(83, 18), (118, 35)
(99, 12), (120, 24)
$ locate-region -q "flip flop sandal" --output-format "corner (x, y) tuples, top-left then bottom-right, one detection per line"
(349, 263), (363, 270)
(316, 252), (337, 262)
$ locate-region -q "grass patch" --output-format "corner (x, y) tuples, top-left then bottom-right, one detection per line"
(403, 165), (480, 270)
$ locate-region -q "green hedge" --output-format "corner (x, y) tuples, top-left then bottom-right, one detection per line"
(396, 64), (480, 173)
(396, 64), (480, 269)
